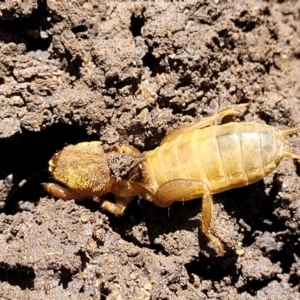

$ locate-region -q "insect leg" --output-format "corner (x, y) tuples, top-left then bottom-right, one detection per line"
(44, 183), (86, 201)
(101, 196), (133, 215)
(161, 103), (249, 143)
(154, 179), (224, 255)
(186, 103), (249, 130)
(200, 181), (225, 256)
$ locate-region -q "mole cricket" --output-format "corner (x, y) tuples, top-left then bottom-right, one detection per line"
(45, 104), (300, 255)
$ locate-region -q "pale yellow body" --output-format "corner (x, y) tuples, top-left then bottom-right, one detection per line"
(138, 122), (287, 204)
(130, 104), (300, 255)
(45, 104), (300, 255)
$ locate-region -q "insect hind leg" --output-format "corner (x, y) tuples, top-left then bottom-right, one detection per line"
(154, 179), (225, 256)
(161, 103), (249, 144)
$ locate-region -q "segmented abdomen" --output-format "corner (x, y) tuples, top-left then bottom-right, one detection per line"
(144, 122), (285, 194)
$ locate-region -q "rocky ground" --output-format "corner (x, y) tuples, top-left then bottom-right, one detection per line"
(0, 1), (300, 299)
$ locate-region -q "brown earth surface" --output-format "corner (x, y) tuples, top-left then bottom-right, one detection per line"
(1, 1), (300, 299)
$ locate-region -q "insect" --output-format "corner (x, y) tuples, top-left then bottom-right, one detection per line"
(129, 103), (300, 255)
(44, 141), (140, 215)
(45, 104), (300, 255)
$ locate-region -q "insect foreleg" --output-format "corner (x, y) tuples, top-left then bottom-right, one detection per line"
(44, 183), (86, 201)
(101, 196), (133, 215)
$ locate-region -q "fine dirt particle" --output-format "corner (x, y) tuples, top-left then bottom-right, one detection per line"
(1, 1), (300, 299)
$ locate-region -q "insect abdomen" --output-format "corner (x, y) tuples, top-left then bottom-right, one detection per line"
(203, 122), (285, 193)
(146, 122), (285, 195)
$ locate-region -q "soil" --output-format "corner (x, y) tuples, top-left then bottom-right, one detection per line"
(0, 1), (300, 299)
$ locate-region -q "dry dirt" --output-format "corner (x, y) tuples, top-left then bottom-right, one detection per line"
(1, 1), (300, 299)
